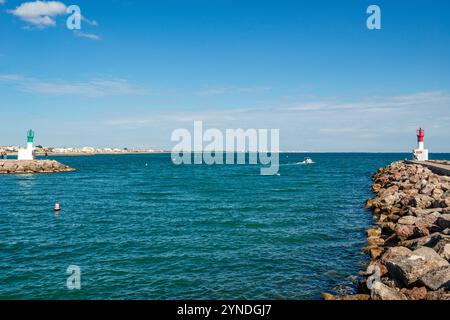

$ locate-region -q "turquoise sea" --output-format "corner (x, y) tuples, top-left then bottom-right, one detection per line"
(1, 153), (449, 299)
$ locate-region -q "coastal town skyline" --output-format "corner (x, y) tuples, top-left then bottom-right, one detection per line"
(1, 0), (450, 152)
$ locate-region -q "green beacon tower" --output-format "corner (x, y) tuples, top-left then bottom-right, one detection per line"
(18, 129), (35, 160)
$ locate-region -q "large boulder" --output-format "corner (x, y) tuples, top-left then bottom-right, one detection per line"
(381, 194), (398, 207)
(433, 238), (450, 261)
(412, 208), (442, 217)
(400, 286), (428, 300)
(370, 282), (407, 300)
(395, 225), (415, 241)
(401, 233), (446, 250)
(420, 184), (434, 195)
(420, 212), (442, 225)
(413, 194), (434, 209)
(381, 246), (412, 265)
(367, 236), (385, 247)
(367, 227), (381, 237)
(419, 266), (450, 291)
(386, 247), (449, 286)
(428, 175), (440, 184)
(398, 216), (418, 225)
(413, 221), (431, 238)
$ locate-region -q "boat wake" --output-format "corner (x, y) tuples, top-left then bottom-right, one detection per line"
(280, 161), (315, 166)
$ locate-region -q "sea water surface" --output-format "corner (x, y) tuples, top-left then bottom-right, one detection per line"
(1, 153), (449, 299)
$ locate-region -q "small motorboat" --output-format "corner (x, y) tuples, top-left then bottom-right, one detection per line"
(301, 157), (314, 164)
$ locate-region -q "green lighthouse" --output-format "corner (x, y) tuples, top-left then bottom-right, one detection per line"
(27, 129), (34, 143)
(18, 129), (35, 160)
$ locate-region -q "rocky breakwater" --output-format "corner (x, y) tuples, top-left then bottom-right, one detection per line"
(0, 160), (75, 174)
(323, 161), (450, 300)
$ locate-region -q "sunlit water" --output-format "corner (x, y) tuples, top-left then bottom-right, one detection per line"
(1, 153), (449, 299)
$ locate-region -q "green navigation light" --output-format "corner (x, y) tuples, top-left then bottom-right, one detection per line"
(27, 129), (34, 143)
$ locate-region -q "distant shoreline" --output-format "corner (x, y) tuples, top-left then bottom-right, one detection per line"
(4, 151), (171, 157)
(3, 151), (450, 157)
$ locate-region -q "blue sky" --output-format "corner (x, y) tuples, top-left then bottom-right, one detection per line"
(0, 0), (449, 151)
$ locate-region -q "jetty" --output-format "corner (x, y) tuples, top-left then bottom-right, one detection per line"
(323, 128), (449, 300)
(323, 160), (450, 300)
(0, 160), (75, 174)
(0, 129), (75, 174)
(406, 160), (450, 177)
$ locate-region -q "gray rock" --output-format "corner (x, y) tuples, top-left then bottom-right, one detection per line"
(413, 208), (443, 217)
(424, 212), (442, 226)
(395, 224), (415, 241)
(370, 282), (407, 300)
(401, 233), (446, 250)
(386, 247), (449, 286)
(413, 194), (434, 209)
(414, 247), (448, 262)
(382, 194), (398, 206)
(381, 246), (412, 265)
(420, 184), (434, 195)
(433, 239), (450, 261)
(420, 266), (450, 290)
(398, 216), (418, 225)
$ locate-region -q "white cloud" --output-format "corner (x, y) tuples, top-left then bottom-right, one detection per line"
(28, 79), (146, 96)
(287, 91), (450, 112)
(0, 0), (6, 6)
(0, 74), (147, 97)
(0, 74), (23, 81)
(195, 86), (271, 96)
(74, 31), (101, 41)
(96, 90), (450, 151)
(8, 1), (67, 27)
(8, 1), (99, 30)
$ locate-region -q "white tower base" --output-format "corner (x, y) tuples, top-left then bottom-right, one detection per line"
(18, 142), (34, 160)
(413, 149), (428, 161)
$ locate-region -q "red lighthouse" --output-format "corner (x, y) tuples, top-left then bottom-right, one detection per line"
(413, 128), (428, 161)
(417, 128), (425, 144)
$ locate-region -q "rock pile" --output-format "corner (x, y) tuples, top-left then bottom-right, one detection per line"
(0, 160), (75, 174)
(323, 161), (450, 300)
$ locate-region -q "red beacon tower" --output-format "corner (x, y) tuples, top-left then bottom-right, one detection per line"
(413, 128), (428, 161)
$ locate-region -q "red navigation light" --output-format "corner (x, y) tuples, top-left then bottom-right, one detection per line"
(417, 128), (425, 142)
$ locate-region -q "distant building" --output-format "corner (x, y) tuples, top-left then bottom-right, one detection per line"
(81, 147), (95, 153)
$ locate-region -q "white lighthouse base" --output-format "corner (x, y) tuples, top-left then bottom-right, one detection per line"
(18, 147), (34, 160)
(413, 149), (428, 161)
